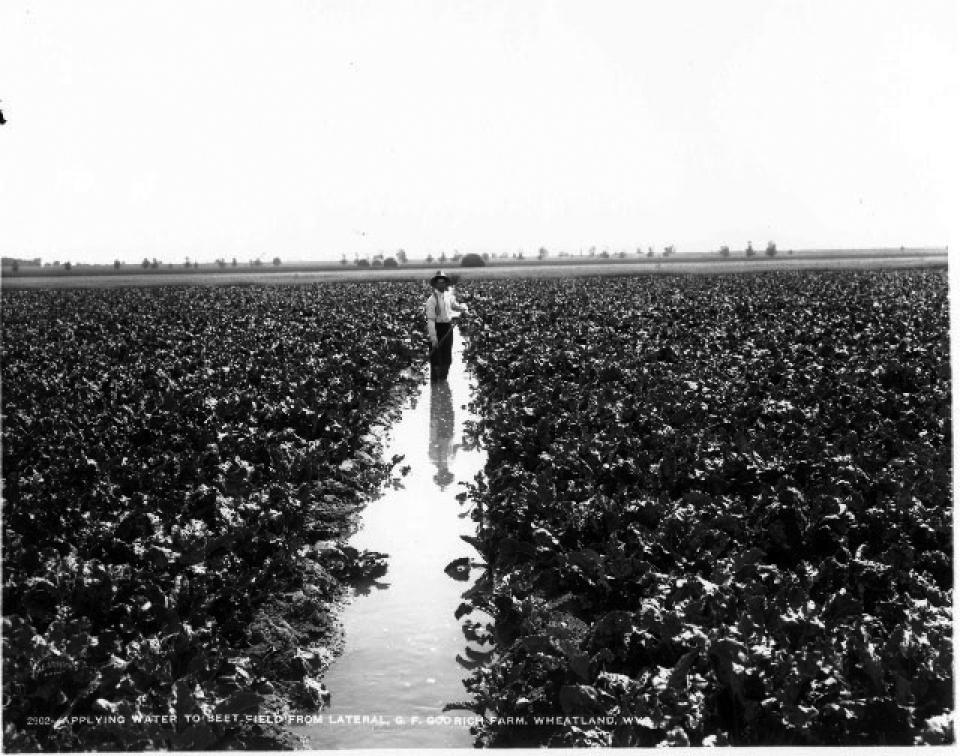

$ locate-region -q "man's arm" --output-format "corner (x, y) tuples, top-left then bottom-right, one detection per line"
(425, 299), (437, 345)
(449, 294), (469, 314)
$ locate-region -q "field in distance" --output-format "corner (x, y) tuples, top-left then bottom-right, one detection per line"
(1, 248), (947, 289)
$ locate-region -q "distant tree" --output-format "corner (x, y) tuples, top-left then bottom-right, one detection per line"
(217, 258), (227, 268)
(273, 257), (282, 266)
(151, 258), (160, 269)
(719, 245), (731, 257)
(745, 242), (756, 258)
(52, 260), (60, 267)
(517, 250), (524, 260)
(452, 252), (462, 263)
(185, 257), (192, 268)
(663, 245), (675, 257)
(113, 259), (121, 269)
(617, 250), (627, 258)
(372, 258), (384, 267)
(636, 247), (644, 256)
(647, 246), (654, 257)
(588, 246), (596, 257)
(64, 261), (72, 270)
(193, 261), (199, 268)
(396, 249), (407, 264)
(482, 252), (490, 261)
(599, 249), (610, 259)
(356, 258), (370, 268)
(765, 241), (777, 257)
(426, 254), (435, 264)
(253, 258), (263, 267)
(538, 247), (549, 260)
(11, 260), (19, 273)
(461, 252), (486, 268)
(439, 251), (448, 263)
(384, 257), (398, 268)
(142, 258), (150, 268)
(340, 254), (348, 265)
(231, 257), (238, 267)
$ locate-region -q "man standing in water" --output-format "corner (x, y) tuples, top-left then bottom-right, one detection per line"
(425, 270), (468, 381)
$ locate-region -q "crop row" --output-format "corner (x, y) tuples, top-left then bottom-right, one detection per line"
(1, 284), (424, 751)
(456, 270), (952, 746)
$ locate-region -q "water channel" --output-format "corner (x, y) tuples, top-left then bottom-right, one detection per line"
(301, 326), (487, 749)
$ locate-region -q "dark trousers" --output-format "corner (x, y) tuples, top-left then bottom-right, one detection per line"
(430, 322), (454, 380)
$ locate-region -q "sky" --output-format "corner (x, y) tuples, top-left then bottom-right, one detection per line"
(0, 1), (957, 264)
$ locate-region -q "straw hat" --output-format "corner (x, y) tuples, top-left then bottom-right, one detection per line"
(428, 270), (450, 288)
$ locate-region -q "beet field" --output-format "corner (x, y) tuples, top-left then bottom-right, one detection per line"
(2, 284), (424, 750)
(1, 267), (952, 750)
(453, 268), (952, 746)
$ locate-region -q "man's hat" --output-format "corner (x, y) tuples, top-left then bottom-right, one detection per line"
(429, 270), (450, 287)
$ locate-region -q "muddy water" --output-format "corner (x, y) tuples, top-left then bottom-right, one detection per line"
(302, 326), (487, 749)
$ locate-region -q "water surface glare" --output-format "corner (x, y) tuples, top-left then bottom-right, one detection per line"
(303, 329), (485, 749)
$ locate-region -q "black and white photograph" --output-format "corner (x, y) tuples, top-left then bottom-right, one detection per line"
(0, 1), (955, 752)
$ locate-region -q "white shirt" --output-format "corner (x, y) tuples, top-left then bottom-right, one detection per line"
(425, 289), (467, 342)
(424, 289), (462, 324)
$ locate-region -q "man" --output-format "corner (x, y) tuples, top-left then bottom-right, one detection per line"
(425, 270), (467, 381)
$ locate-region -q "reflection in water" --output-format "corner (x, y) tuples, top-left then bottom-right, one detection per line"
(429, 381), (460, 490)
(433, 378), (495, 701)
(303, 327), (486, 750)
(455, 569), (495, 677)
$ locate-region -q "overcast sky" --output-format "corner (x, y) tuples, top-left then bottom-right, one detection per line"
(0, 1), (956, 263)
